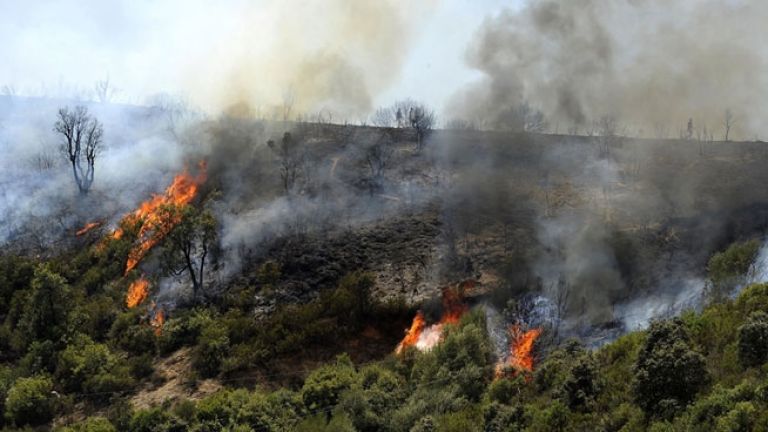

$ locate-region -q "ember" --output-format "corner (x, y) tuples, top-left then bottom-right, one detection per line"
(76, 221), (102, 236)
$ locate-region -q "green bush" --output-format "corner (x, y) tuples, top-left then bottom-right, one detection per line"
(4, 375), (55, 426)
(16, 264), (72, 348)
(57, 416), (117, 432)
(561, 352), (601, 410)
(108, 310), (157, 356)
(708, 239), (760, 298)
(737, 311), (768, 367)
(193, 321), (230, 377)
(633, 319), (709, 417)
(301, 354), (357, 412)
(55, 334), (133, 398)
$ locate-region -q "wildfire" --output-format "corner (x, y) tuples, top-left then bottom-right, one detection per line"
(151, 307), (165, 336)
(495, 324), (542, 378)
(114, 161), (207, 275)
(126, 277), (150, 308)
(396, 286), (469, 354)
(76, 221), (102, 236)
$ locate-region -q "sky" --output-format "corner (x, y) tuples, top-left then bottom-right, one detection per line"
(0, 0), (518, 118)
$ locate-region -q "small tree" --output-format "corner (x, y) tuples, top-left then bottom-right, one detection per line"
(160, 205), (218, 303)
(53, 105), (104, 194)
(17, 265), (71, 347)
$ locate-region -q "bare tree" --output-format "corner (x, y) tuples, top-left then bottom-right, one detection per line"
(268, 132), (306, 194)
(597, 115), (619, 158)
(723, 109), (736, 141)
(370, 106), (396, 127)
(53, 106), (103, 194)
(444, 118), (477, 131)
(365, 130), (395, 181)
(93, 77), (117, 103)
(1, 84), (17, 98)
(408, 103), (436, 152)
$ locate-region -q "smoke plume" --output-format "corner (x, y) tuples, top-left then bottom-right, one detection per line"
(450, 0), (768, 139)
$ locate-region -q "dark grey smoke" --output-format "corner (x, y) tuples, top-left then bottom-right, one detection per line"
(450, 0), (768, 139)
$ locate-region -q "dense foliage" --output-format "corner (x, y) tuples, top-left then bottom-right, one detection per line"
(1, 235), (768, 431)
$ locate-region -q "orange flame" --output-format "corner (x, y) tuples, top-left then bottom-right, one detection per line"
(114, 161), (207, 275)
(495, 324), (542, 378)
(151, 308), (165, 336)
(126, 277), (150, 308)
(396, 286), (469, 354)
(76, 221), (102, 236)
(508, 325), (541, 372)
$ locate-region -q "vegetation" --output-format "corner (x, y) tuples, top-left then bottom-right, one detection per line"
(1, 208), (768, 431)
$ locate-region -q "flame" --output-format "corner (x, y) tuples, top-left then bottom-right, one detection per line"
(396, 286), (469, 354)
(151, 307), (165, 336)
(114, 161), (207, 275)
(495, 324), (542, 378)
(76, 221), (102, 236)
(126, 277), (150, 308)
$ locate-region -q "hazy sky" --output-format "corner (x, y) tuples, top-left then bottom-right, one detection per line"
(0, 0), (518, 117)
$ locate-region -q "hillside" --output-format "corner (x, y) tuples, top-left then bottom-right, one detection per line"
(3, 105), (768, 430)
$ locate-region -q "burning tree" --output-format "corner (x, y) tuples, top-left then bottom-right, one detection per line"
(53, 105), (103, 195)
(160, 204), (218, 303)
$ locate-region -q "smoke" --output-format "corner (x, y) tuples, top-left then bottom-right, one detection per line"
(0, 97), (189, 248)
(450, 0), (768, 138)
(175, 0), (436, 119)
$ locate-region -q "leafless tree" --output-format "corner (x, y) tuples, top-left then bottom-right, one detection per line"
(365, 130), (395, 180)
(53, 106), (104, 194)
(370, 106), (396, 127)
(1, 84), (17, 98)
(268, 132), (306, 194)
(723, 108), (736, 141)
(282, 88), (295, 122)
(597, 115), (619, 158)
(444, 118), (477, 131)
(407, 103), (436, 152)
(93, 77), (117, 103)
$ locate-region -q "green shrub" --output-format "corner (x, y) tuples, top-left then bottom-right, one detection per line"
(737, 311), (768, 367)
(193, 321), (230, 378)
(16, 264), (72, 348)
(55, 334), (133, 399)
(301, 354), (357, 412)
(4, 375), (55, 426)
(633, 319), (709, 417)
(708, 240), (759, 298)
(57, 416), (117, 432)
(108, 310), (156, 356)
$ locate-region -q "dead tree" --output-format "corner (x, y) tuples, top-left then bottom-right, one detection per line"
(723, 109), (736, 141)
(366, 130), (395, 180)
(268, 132), (306, 194)
(408, 104), (436, 153)
(597, 115), (619, 158)
(93, 77), (116, 103)
(53, 106), (103, 195)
